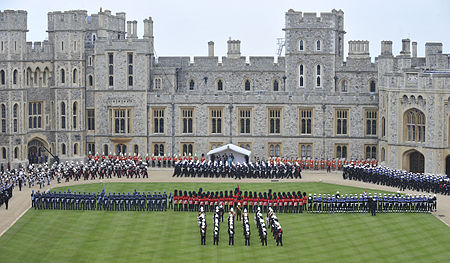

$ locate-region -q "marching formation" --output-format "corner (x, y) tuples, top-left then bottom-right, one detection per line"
(173, 160), (302, 179)
(242, 208), (251, 246)
(32, 189), (168, 211)
(174, 188), (307, 214)
(267, 208), (283, 246)
(306, 192), (437, 213)
(213, 207), (221, 245)
(343, 164), (450, 195)
(228, 208), (235, 245)
(254, 207), (268, 246)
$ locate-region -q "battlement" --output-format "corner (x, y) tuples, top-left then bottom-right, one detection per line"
(285, 9), (344, 30)
(348, 40), (370, 58)
(26, 41), (51, 53)
(0, 10), (27, 31)
(48, 10), (88, 31)
(86, 9), (126, 33)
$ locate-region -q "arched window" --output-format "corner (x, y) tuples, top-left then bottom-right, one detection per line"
(14, 147), (18, 159)
(13, 104), (18, 133)
(103, 144), (109, 155)
(217, 79), (223, 91)
(273, 79), (279, 91)
(61, 102), (66, 129)
(182, 144), (187, 155)
(381, 147), (385, 162)
(405, 109), (425, 142)
(134, 144), (139, 155)
(72, 102), (77, 129)
(299, 64), (304, 87)
(316, 40), (321, 51)
(0, 70), (5, 85)
(316, 65), (321, 87)
(13, 70), (17, 84)
(270, 145), (274, 157)
(340, 80), (348, 92)
(72, 68), (77, 84)
(1, 104), (6, 133)
(299, 40), (304, 51)
(382, 117), (386, 137)
(160, 144), (164, 155)
(61, 143), (66, 155)
(43, 68), (48, 85)
(275, 145), (280, 157)
(116, 144), (127, 155)
(370, 80), (376, 92)
(189, 79), (195, 90)
(88, 75), (93, 86)
(2, 147), (6, 159)
(74, 143), (78, 155)
(61, 69), (65, 84)
(244, 79), (251, 91)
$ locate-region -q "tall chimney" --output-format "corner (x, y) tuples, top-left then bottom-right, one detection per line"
(208, 41), (214, 57)
(381, 40), (393, 56)
(400, 38), (411, 56)
(132, 20), (137, 38)
(227, 38), (241, 59)
(127, 21), (132, 39)
(412, 42), (417, 57)
(143, 17), (153, 39)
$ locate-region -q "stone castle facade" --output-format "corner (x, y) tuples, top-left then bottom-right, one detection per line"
(0, 8), (449, 174)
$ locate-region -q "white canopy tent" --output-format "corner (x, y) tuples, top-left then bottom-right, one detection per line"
(206, 144), (251, 164)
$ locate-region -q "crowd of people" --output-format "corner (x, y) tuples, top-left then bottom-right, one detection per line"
(173, 188), (308, 213)
(32, 189), (169, 211)
(306, 192), (436, 214)
(173, 159), (302, 179)
(343, 164), (450, 195)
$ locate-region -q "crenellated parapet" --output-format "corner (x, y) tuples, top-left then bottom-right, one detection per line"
(0, 10), (27, 32)
(284, 9), (344, 30)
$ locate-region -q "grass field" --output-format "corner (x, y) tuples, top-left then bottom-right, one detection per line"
(0, 182), (449, 263)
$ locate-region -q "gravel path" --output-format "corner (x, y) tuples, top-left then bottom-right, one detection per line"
(1, 168), (449, 237)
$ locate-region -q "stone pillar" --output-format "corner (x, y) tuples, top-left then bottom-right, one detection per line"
(208, 41), (214, 57)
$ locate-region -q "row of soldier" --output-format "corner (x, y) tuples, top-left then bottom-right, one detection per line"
(32, 189), (169, 211)
(173, 160), (301, 179)
(306, 192), (436, 213)
(267, 208), (283, 246)
(343, 164), (450, 195)
(174, 188), (308, 214)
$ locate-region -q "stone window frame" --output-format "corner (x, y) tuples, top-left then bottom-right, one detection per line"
(238, 142), (252, 152)
(381, 147), (386, 162)
(298, 143), (313, 158)
(272, 78), (281, 91)
(403, 108), (425, 143)
(88, 74), (94, 87)
(72, 68), (78, 84)
(12, 69), (18, 85)
(153, 77), (162, 89)
(108, 52), (114, 86)
(181, 142), (194, 156)
(315, 64), (322, 87)
(339, 78), (349, 92)
(238, 107), (252, 135)
(103, 144), (109, 155)
(60, 101), (66, 129)
(87, 143), (95, 155)
(13, 147), (19, 159)
(134, 144), (139, 155)
(334, 143), (348, 159)
(298, 63), (305, 88)
(12, 103), (18, 133)
(60, 68), (65, 84)
(110, 108), (132, 134)
(364, 108), (378, 136)
(0, 103), (6, 133)
(116, 143), (128, 155)
(369, 78), (377, 93)
(209, 142), (224, 151)
(267, 107), (282, 135)
(315, 39), (322, 51)
(268, 142), (282, 158)
(28, 101), (43, 130)
(73, 143), (79, 156)
(0, 69), (6, 85)
(364, 144), (377, 159)
(381, 116), (386, 138)
(153, 142), (165, 156)
(151, 107), (165, 134)
(61, 143), (66, 155)
(335, 108), (349, 136)
(243, 78), (252, 91)
(87, 109), (95, 131)
(299, 107), (313, 135)
(187, 79), (195, 90)
(215, 78), (224, 91)
(209, 107), (224, 135)
(127, 52), (134, 87)
(298, 39), (305, 51)
(72, 101), (78, 130)
(180, 107), (194, 134)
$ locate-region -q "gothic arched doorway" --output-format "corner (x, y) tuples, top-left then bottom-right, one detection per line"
(28, 138), (49, 164)
(409, 151), (424, 173)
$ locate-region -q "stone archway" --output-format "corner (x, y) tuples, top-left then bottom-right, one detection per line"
(403, 150), (424, 173)
(28, 138), (49, 164)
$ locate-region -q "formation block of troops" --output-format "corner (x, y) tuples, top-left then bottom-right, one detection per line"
(267, 208), (283, 246)
(197, 207), (207, 245)
(174, 188), (308, 214)
(242, 209), (251, 246)
(173, 160), (301, 179)
(254, 207), (268, 246)
(343, 164), (450, 195)
(306, 192), (437, 213)
(32, 190), (168, 211)
(213, 207), (221, 245)
(228, 208), (235, 245)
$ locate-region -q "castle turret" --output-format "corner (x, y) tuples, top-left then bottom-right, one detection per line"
(227, 38), (240, 59)
(348, 40), (370, 59)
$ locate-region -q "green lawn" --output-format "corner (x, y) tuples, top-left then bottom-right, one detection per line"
(0, 182), (449, 263)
